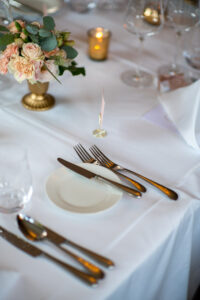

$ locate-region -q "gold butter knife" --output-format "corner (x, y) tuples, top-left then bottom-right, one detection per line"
(57, 157), (142, 198)
(0, 226), (98, 286)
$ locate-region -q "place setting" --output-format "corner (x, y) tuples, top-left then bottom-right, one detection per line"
(0, 0), (200, 298)
(0, 139), (179, 287)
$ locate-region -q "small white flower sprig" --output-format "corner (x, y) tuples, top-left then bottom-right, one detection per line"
(0, 16), (85, 84)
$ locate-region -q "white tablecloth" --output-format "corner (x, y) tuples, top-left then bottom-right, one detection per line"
(0, 8), (200, 300)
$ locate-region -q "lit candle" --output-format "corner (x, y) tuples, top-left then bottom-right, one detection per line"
(143, 7), (160, 25)
(88, 27), (111, 61)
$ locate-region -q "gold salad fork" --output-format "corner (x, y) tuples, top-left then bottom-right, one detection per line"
(74, 144), (146, 193)
(89, 145), (178, 201)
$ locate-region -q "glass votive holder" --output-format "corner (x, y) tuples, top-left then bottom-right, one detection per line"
(87, 27), (111, 61)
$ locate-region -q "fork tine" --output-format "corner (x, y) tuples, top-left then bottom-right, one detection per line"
(73, 145), (85, 162)
(92, 145), (112, 162)
(90, 147), (108, 165)
(78, 144), (92, 160)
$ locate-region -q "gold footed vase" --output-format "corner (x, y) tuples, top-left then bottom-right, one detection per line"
(22, 81), (55, 111)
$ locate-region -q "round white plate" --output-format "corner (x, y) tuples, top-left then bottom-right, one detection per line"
(46, 163), (123, 214)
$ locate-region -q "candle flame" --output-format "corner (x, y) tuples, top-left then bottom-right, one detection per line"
(96, 32), (103, 39)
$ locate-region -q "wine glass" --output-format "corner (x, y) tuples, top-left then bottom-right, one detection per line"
(98, 0), (128, 10)
(0, 143), (32, 213)
(183, 11), (200, 79)
(158, 0), (200, 81)
(69, 0), (97, 12)
(121, 0), (164, 88)
(0, 0), (12, 24)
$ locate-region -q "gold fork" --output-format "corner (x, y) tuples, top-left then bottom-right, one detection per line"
(74, 144), (146, 193)
(89, 145), (178, 201)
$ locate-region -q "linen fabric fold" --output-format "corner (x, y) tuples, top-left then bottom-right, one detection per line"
(159, 79), (200, 150)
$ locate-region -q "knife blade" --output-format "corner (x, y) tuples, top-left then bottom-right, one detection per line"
(0, 226), (97, 286)
(57, 158), (141, 198)
(42, 223), (115, 268)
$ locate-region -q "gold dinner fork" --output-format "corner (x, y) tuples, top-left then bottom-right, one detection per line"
(74, 144), (146, 193)
(89, 145), (178, 201)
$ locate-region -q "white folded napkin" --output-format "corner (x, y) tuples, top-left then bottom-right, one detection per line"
(159, 79), (200, 150)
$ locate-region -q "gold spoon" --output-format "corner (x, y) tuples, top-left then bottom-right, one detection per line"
(17, 214), (104, 279)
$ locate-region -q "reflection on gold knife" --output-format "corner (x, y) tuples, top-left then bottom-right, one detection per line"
(0, 226), (97, 286)
(57, 158), (142, 198)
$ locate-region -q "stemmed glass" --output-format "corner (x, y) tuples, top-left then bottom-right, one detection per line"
(0, 0), (12, 24)
(158, 0), (200, 79)
(121, 0), (164, 88)
(0, 144), (32, 213)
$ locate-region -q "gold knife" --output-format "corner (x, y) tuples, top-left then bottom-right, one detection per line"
(42, 222), (115, 269)
(57, 158), (142, 198)
(0, 226), (98, 286)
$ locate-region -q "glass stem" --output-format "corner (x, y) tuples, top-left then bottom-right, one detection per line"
(3, 0), (13, 23)
(135, 36), (144, 79)
(173, 31), (182, 70)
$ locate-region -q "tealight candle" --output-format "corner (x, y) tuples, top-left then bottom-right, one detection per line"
(143, 7), (160, 25)
(87, 27), (111, 61)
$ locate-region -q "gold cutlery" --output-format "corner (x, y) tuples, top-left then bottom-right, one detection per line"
(0, 226), (98, 286)
(57, 157), (142, 198)
(74, 144), (146, 193)
(17, 214), (104, 279)
(89, 145), (178, 201)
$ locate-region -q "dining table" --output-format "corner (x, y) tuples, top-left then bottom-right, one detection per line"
(0, 5), (200, 300)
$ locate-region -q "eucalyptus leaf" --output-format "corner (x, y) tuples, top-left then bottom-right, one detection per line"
(29, 34), (39, 44)
(0, 34), (14, 51)
(26, 24), (38, 35)
(40, 34), (57, 52)
(0, 25), (9, 32)
(39, 28), (51, 38)
(43, 16), (55, 31)
(59, 65), (85, 76)
(62, 45), (78, 59)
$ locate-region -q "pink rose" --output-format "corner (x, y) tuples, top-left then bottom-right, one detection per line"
(3, 43), (19, 59)
(8, 20), (25, 34)
(0, 55), (9, 74)
(37, 60), (59, 83)
(8, 56), (35, 83)
(22, 43), (43, 60)
(44, 47), (60, 58)
(33, 60), (44, 82)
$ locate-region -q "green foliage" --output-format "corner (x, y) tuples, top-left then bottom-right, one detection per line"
(39, 28), (51, 38)
(62, 45), (78, 59)
(59, 63), (86, 77)
(43, 16), (55, 31)
(15, 21), (22, 32)
(29, 34), (39, 44)
(40, 34), (57, 51)
(0, 34), (14, 51)
(0, 25), (9, 32)
(26, 24), (39, 35)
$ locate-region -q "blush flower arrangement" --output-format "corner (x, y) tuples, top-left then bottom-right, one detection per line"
(0, 16), (85, 84)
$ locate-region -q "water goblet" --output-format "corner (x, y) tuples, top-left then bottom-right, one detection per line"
(158, 0), (200, 84)
(0, 143), (32, 214)
(121, 0), (164, 88)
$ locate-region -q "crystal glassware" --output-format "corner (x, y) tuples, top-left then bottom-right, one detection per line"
(183, 22), (200, 80)
(158, 0), (199, 83)
(121, 0), (164, 88)
(98, 0), (128, 10)
(0, 0), (12, 24)
(0, 143), (32, 213)
(69, 0), (97, 13)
